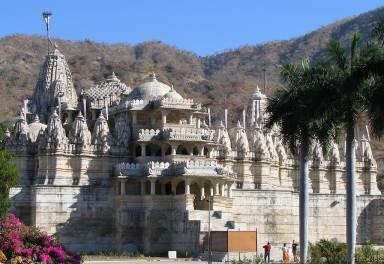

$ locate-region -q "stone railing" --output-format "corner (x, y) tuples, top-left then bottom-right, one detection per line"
(106, 99), (145, 115)
(136, 129), (162, 141)
(153, 98), (200, 109)
(162, 127), (206, 141)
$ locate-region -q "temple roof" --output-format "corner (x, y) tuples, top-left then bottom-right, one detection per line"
(32, 48), (78, 115)
(127, 73), (171, 101)
(83, 72), (131, 103)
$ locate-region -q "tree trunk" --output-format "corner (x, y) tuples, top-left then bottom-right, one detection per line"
(299, 140), (309, 264)
(346, 123), (356, 264)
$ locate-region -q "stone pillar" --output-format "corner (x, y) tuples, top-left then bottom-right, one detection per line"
(227, 183), (233, 198)
(189, 114), (193, 125)
(185, 179), (191, 195)
(171, 143), (178, 155)
(121, 180), (126, 196)
(140, 143), (146, 157)
(199, 145), (205, 156)
(161, 110), (167, 125)
(171, 182), (177, 194)
(215, 182), (220, 196)
(140, 181), (146, 195)
(197, 118), (201, 128)
(150, 179), (156, 195)
(210, 186), (214, 196)
(201, 186), (205, 199)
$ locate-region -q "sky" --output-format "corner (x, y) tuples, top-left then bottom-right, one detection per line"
(0, 0), (383, 56)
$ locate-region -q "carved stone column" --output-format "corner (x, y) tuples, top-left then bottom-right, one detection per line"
(227, 182), (233, 197)
(150, 178), (156, 195)
(121, 179), (126, 196)
(161, 110), (167, 125)
(140, 180), (146, 195)
(201, 186), (205, 200)
(140, 143), (146, 157)
(171, 143), (178, 155)
(185, 178), (191, 195)
(215, 182), (220, 196)
(189, 114), (193, 125)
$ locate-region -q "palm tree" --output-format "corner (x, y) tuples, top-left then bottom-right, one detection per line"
(266, 60), (338, 264)
(315, 31), (384, 264)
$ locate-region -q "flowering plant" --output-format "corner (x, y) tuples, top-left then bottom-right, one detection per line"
(0, 213), (82, 263)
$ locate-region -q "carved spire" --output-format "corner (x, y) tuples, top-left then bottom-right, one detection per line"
(32, 48), (78, 118)
(92, 112), (112, 152)
(253, 129), (269, 160)
(69, 112), (91, 147)
(11, 113), (29, 145)
(39, 110), (68, 149)
(329, 141), (340, 164)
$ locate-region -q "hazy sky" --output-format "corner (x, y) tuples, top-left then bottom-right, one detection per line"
(1, 0), (383, 56)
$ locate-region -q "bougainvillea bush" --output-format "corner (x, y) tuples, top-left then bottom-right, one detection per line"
(0, 213), (82, 263)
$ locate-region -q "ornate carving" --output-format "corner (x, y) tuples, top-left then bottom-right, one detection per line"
(68, 112), (91, 148)
(39, 110), (68, 150)
(253, 129), (269, 160)
(114, 117), (130, 148)
(329, 142), (340, 164)
(92, 112), (112, 153)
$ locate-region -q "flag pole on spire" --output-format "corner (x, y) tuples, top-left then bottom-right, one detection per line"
(42, 11), (52, 54)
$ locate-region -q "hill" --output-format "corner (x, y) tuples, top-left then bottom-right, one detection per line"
(0, 7), (384, 162)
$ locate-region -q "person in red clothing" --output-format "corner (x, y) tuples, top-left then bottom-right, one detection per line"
(263, 242), (271, 263)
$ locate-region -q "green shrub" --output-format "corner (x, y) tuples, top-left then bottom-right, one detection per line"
(309, 239), (347, 264)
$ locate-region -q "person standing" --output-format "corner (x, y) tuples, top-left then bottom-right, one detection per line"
(263, 242), (271, 263)
(282, 243), (289, 262)
(292, 240), (298, 261)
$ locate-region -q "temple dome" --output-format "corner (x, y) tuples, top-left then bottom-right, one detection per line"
(162, 85), (183, 101)
(127, 73), (171, 101)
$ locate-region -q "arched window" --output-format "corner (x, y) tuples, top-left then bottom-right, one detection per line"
(165, 182), (172, 195)
(135, 145), (142, 157)
(176, 181), (185, 195)
(176, 145), (189, 155)
(193, 146), (199, 156)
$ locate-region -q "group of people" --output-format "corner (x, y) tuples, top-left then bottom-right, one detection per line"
(263, 240), (298, 263)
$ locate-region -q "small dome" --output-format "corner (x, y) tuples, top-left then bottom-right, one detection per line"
(127, 73), (171, 101)
(162, 85), (183, 101)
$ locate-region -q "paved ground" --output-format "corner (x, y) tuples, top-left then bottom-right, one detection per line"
(84, 259), (222, 264)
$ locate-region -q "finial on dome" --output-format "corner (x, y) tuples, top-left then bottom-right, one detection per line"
(151, 72), (157, 81)
(77, 111), (83, 118)
(256, 85), (261, 93)
(170, 84), (174, 91)
(237, 120), (242, 128)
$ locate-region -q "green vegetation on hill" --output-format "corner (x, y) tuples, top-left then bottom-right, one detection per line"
(0, 7), (383, 124)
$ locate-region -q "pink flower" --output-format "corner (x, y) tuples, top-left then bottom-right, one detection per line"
(38, 253), (52, 263)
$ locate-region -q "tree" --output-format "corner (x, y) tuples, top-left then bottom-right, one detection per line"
(266, 60), (338, 264)
(0, 151), (19, 220)
(0, 123), (19, 220)
(296, 27), (384, 263)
